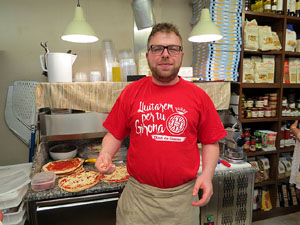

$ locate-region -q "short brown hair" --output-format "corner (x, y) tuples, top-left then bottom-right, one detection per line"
(147, 23), (182, 48)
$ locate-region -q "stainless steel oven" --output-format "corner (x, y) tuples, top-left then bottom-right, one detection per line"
(28, 191), (121, 225)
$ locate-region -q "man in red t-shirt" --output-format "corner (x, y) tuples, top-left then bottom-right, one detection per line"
(96, 22), (227, 225)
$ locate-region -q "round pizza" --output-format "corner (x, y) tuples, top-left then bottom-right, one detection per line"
(87, 143), (102, 152)
(42, 158), (84, 175)
(58, 170), (103, 192)
(101, 165), (130, 183)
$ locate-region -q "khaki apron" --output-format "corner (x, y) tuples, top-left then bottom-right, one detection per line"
(116, 177), (199, 225)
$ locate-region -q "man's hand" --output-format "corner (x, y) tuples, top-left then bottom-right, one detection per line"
(191, 173), (213, 207)
(95, 152), (116, 175)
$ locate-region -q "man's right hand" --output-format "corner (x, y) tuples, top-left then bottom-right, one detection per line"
(95, 152), (116, 174)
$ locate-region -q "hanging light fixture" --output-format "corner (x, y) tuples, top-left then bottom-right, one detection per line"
(188, 8), (222, 43)
(61, 0), (99, 43)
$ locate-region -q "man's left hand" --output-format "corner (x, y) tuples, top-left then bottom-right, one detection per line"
(191, 173), (213, 207)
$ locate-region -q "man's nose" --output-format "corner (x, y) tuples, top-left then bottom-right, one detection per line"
(161, 48), (169, 57)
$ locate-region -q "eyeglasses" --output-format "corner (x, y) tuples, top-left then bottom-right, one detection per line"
(148, 45), (182, 56)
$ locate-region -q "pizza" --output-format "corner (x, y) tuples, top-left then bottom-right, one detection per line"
(101, 165), (130, 183)
(56, 165), (85, 177)
(42, 158), (84, 175)
(58, 171), (104, 192)
(87, 143), (102, 152)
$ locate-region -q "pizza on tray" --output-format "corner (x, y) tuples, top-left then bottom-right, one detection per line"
(58, 170), (104, 192)
(42, 157), (84, 175)
(101, 165), (130, 183)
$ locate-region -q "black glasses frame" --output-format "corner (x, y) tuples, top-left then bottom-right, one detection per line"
(148, 45), (183, 55)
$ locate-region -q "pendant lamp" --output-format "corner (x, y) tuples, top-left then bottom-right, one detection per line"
(188, 8), (222, 43)
(61, 0), (98, 43)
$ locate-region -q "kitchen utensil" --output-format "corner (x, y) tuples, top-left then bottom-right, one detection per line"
(85, 158), (96, 163)
(40, 53), (77, 82)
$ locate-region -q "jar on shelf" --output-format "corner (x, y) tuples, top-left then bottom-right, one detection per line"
(286, 108), (291, 116)
(263, 95), (269, 107)
(258, 108), (265, 118)
(251, 108), (258, 118)
(282, 107), (287, 116)
(245, 109), (252, 119)
(271, 109), (276, 117)
(269, 93), (277, 101)
(247, 98), (254, 108)
(264, 107), (272, 118)
(282, 97), (288, 107)
(289, 101), (296, 109)
(255, 97), (264, 108)
(296, 99), (300, 108)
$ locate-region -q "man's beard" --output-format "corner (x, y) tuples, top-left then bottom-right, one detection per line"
(149, 62), (181, 82)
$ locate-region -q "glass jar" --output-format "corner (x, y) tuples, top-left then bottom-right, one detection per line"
(258, 108), (265, 117)
(251, 108), (258, 118)
(255, 97), (264, 108)
(263, 95), (269, 106)
(264, 107), (272, 117)
(282, 97), (288, 107)
(247, 98), (254, 108)
(245, 109), (252, 119)
(289, 101), (296, 109)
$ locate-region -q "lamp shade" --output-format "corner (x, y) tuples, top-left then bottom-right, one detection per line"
(61, 5), (99, 43)
(188, 8), (222, 43)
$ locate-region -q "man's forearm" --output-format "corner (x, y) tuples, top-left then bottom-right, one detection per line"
(201, 142), (219, 180)
(100, 132), (123, 158)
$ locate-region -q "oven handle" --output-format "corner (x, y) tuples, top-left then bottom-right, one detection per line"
(36, 197), (119, 212)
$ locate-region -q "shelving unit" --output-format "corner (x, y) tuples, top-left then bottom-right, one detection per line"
(232, 0), (300, 221)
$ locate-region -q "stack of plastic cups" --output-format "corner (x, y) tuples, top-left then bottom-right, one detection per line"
(102, 40), (116, 81)
(119, 50), (137, 81)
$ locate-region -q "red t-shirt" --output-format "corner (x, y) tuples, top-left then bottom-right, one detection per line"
(103, 77), (227, 188)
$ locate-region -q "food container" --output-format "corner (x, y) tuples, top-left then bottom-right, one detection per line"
(31, 172), (56, 192)
(49, 143), (78, 160)
(0, 164), (31, 211)
(2, 201), (25, 224)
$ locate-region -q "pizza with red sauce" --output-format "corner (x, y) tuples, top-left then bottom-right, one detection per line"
(42, 158), (84, 175)
(58, 170), (103, 192)
(101, 165), (129, 183)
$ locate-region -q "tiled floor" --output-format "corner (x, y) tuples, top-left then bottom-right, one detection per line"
(252, 211), (300, 225)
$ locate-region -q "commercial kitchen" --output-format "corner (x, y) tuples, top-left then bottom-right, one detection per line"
(1, 0), (300, 225)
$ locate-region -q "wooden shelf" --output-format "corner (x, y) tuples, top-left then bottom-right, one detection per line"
(252, 205), (300, 222)
(241, 83), (281, 88)
(247, 150), (277, 157)
(245, 11), (285, 19)
(282, 84), (300, 88)
(244, 50), (283, 55)
(240, 117), (279, 123)
(254, 179), (276, 187)
(239, 0), (300, 222)
(279, 146), (295, 153)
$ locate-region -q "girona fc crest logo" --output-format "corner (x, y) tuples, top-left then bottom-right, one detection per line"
(166, 107), (187, 135)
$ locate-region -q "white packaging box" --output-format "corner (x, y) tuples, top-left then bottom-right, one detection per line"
(178, 67), (193, 78)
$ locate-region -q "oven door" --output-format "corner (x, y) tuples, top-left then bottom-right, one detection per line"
(34, 191), (120, 225)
